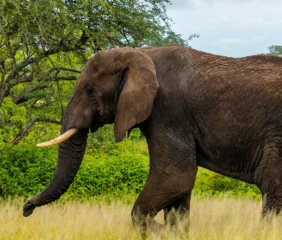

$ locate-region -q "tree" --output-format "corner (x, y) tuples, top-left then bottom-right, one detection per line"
(0, 0), (196, 145)
(268, 45), (282, 56)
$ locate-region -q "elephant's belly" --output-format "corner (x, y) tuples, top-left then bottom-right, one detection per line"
(196, 150), (255, 184)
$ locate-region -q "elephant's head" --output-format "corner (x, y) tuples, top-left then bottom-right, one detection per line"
(23, 49), (158, 217)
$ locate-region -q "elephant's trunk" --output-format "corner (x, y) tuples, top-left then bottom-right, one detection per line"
(23, 129), (88, 217)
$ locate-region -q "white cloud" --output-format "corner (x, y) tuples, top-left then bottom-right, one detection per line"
(211, 36), (265, 46)
(167, 0), (282, 57)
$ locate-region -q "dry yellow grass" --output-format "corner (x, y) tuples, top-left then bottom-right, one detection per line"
(1, 197), (282, 240)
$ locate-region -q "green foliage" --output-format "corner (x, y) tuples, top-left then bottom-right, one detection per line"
(268, 45), (282, 56)
(0, 97), (27, 148)
(0, 129), (149, 199)
(0, 96), (61, 150)
(67, 153), (148, 200)
(194, 169), (260, 199)
(0, 146), (57, 197)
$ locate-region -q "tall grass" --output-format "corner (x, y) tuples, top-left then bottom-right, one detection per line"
(1, 197), (282, 240)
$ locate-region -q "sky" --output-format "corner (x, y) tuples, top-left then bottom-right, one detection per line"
(166, 0), (282, 57)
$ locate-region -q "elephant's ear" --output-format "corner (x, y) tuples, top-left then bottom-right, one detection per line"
(114, 51), (158, 142)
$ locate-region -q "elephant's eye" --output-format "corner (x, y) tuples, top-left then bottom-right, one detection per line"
(86, 85), (95, 98)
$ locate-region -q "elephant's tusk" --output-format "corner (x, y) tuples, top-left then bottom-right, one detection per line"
(37, 128), (79, 147)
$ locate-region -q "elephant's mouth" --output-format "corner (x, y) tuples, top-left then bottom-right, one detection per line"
(90, 124), (100, 133)
(90, 114), (103, 133)
(90, 112), (103, 133)
(90, 110), (113, 133)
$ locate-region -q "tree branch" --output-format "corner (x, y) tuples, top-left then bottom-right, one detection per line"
(12, 85), (48, 104)
(56, 76), (77, 81)
(48, 67), (81, 74)
(6, 45), (77, 83)
(9, 74), (77, 105)
(12, 117), (61, 145)
(0, 65), (6, 84)
(9, 75), (33, 88)
(9, 74), (77, 91)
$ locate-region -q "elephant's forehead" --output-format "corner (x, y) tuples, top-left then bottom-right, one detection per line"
(75, 49), (135, 86)
(92, 51), (118, 65)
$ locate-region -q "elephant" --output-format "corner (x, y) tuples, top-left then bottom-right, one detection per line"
(23, 46), (282, 231)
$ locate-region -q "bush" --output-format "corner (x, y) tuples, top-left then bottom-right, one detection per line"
(0, 136), (149, 200)
(0, 146), (57, 197)
(66, 153), (148, 200)
(194, 169), (260, 199)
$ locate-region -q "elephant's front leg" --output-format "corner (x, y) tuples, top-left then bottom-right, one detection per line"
(131, 132), (197, 234)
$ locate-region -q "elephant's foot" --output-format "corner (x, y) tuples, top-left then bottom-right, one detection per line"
(136, 221), (163, 238)
(165, 210), (190, 232)
(132, 213), (163, 237)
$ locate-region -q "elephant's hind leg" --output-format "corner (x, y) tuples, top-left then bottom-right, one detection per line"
(164, 192), (191, 230)
(131, 132), (197, 234)
(254, 140), (282, 216)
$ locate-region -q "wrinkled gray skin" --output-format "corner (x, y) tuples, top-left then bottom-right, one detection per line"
(24, 46), (282, 231)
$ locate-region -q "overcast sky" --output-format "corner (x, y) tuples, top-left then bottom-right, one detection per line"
(166, 0), (282, 57)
